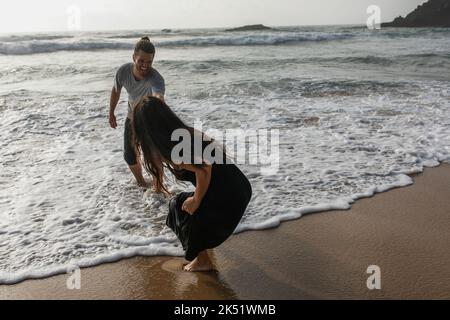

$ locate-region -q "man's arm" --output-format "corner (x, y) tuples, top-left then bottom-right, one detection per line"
(152, 70), (165, 102)
(109, 86), (121, 129)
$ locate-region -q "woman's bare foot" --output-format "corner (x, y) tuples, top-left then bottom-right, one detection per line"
(183, 251), (215, 272)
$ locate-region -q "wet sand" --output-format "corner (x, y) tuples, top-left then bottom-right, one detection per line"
(1, 163), (449, 299)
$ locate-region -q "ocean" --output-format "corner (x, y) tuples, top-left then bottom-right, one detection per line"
(0, 25), (449, 284)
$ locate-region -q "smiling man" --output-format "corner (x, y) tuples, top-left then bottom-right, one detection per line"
(109, 37), (165, 188)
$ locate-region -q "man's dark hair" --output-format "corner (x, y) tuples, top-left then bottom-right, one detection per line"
(134, 37), (155, 54)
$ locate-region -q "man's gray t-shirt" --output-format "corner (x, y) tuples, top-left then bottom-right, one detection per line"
(114, 62), (165, 119)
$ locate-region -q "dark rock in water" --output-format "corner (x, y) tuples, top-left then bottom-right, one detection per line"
(161, 29), (172, 33)
(382, 0), (450, 27)
(225, 24), (272, 32)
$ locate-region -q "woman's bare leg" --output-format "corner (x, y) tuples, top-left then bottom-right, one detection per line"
(183, 250), (214, 272)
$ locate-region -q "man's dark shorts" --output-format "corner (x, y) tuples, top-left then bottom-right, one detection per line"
(124, 118), (137, 166)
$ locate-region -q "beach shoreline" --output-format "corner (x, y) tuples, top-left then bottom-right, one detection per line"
(1, 162), (449, 300)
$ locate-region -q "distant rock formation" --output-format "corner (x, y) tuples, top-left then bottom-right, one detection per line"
(225, 24), (272, 32)
(382, 0), (450, 27)
(161, 29), (172, 33)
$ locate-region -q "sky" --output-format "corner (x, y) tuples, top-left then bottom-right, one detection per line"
(0, 0), (427, 33)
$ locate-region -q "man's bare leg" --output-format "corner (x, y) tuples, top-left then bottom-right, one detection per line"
(129, 163), (149, 187)
(183, 250), (214, 272)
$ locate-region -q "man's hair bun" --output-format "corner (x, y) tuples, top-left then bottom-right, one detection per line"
(135, 37), (155, 54)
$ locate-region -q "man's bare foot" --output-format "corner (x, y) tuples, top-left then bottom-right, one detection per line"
(183, 251), (215, 272)
(138, 181), (149, 188)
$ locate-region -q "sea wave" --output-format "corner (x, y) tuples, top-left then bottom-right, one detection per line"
(157, 33), (353, 46)
(188, 78), (415, 100)
(0, 34), (74, 43)
(312, 53), (450, 68)
(0, 39), (133, 55)
(0, 33), (354, 55)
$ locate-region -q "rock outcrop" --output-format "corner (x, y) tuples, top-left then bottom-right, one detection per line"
(382, 0), (450, 27)
(225, 24), (272, 32)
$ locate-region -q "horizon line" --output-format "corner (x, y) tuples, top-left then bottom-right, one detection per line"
(0, 23), (375, 36)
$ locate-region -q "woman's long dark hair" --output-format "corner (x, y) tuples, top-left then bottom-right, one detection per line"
(132, 96), (224, 194)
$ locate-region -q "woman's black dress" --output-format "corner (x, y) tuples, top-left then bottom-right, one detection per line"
(166, 163), (252, 261)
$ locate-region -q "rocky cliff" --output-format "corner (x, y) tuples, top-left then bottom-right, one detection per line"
(382, 0), (450, 27)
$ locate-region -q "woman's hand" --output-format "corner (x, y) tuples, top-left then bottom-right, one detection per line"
(182, 196), (200, 215)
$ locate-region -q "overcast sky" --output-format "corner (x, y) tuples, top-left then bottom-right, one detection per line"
(0, 0), (426, 33)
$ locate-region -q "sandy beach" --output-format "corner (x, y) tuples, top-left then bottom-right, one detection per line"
(1, 163), (449, 300)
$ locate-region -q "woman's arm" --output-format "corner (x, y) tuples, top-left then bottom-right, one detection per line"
(153, 92), (165, 101)
(179, 163), (212, 215)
